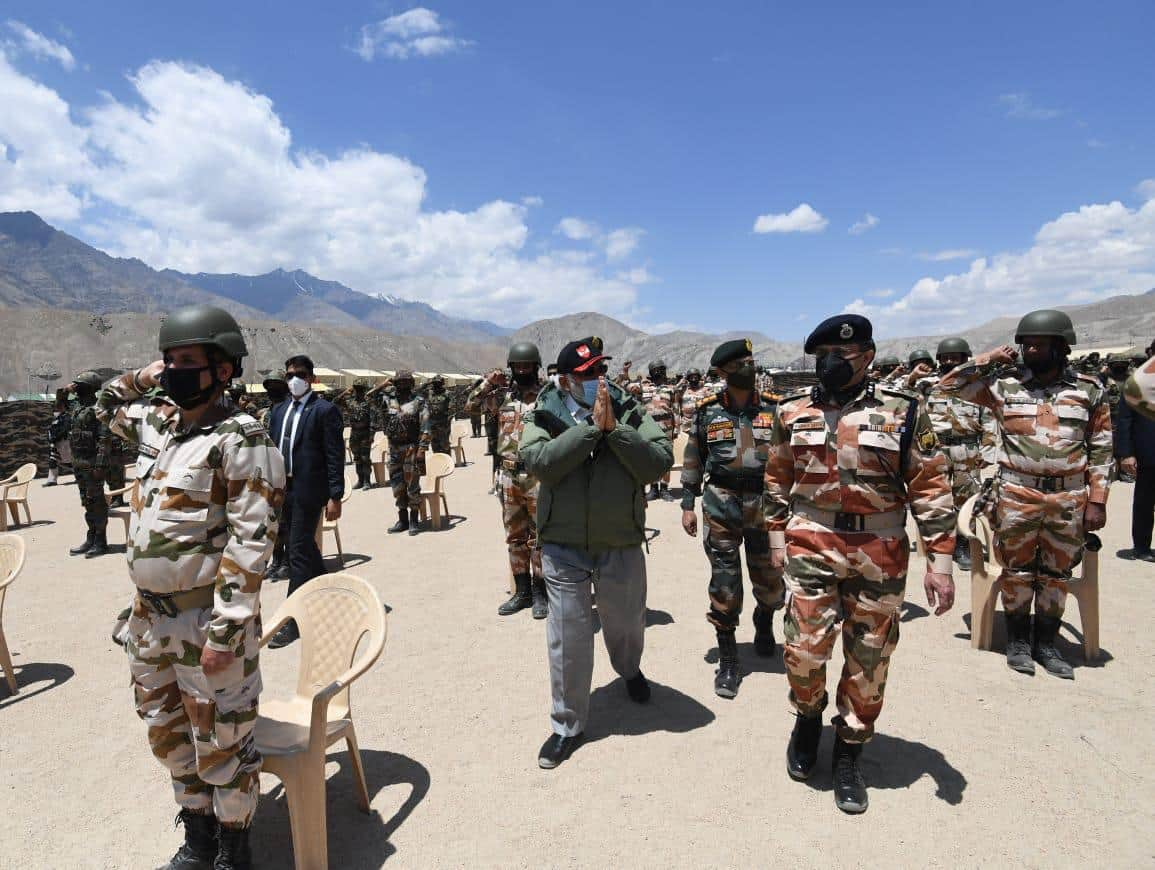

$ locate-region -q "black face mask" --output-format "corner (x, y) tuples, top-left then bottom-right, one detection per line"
(512, 369), (538, 387)
(1109, 367), (1129, 381)
(817, 353), (855, 394)
(353, 387), (368, 399)
(160, 365), (217, 410)
(939, 362), (956, 375)
(395, 383), (413, 399)
(75, 387), (97, 406)
(267, 386), (289, 403)
(1023, 346), (1064, 375)
(726, 363), (756, 391)
(687, 377), (701, 388)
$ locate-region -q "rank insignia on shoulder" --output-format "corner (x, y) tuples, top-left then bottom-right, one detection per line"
(697, 394), (720, 408)
(918, 426), (938, 452)
(240, 420), (265, 437)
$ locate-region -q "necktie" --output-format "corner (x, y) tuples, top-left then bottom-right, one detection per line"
(281, 401), (301, 475)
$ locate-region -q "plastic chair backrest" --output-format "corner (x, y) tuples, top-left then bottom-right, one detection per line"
(956, 493), (994, 562)
(369, 442), (386, 463)
(0, 533), (27, 612)
(422, 452), (454, 489)
(4, 463), (36, 499)
(276, 573), (386, 720)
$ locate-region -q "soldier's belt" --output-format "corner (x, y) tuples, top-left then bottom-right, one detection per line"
(939, 434), (980, 447)
(707, 470), (764, 493)
(136, 585), (215, 618)
(792, 503), (907, 532)
(997, 468), (1086, 493)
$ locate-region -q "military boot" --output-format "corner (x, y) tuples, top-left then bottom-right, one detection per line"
(352, 475), (365, 491)
(109, 494), (126, 508)
(786, 713), (823, 781)
(1005, 613), (1036, 675)
(832, 737), (869, 814)
(1033, 615), (1074, 679)
(85, 530), (109, 558)
(69, 528), (95, 556)
(213, 826), (252, 870)
(387, 509), (409, 534)
(531, 577), (548, 619)
(714, 631), (741, 698)
(43, 468), (58, 486)
(953, 537), (972, 571)
(408, 507), (421, 536)
(752, 606), (776, 657)
(498, 573), (533, 616)
(156, 809), (217, 870)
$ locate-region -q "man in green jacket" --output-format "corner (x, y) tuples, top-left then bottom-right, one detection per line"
(520, 336), (674, 769)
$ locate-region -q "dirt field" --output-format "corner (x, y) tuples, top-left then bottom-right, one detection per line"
(1, 419), (1153, 868)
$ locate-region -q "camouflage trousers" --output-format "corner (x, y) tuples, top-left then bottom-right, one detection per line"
(74, 464), (108, 532)
(500, 470), (541, 578)
(470, 411), (482, 437)
(107, 460), (126, 493)
(702, 484), (784, 631)
(123, 600), (262, 827)
(943, 442), (982, 509)
(431, 422), (451, 455)
(782, 515), (907, 744)
(387, 442), (424, 510)
(349, 430), (372, 482)
(994, 482), (1087, 619)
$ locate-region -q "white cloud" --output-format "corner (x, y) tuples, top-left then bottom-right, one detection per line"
(1137, 179), (1155, 201)
(753, 203), (827, 234)
(0, 58), (648, 324)
(1087, 138), (1107, 149)
(5, 20), (75, 70)
(603, 227), (643, 260)
(869, 288), (895, 298)
(356, 8), (471, 61)
(555, 219), (644, 261)
(556, 217), (597, 240)
(916, 248), (981, 262)
(616, 267), (655, 285)
(846, 194), (1155, 336)
(521, 195), (543, 207)
(999, 92), (1063, 121)
(848, 212), (879, 235)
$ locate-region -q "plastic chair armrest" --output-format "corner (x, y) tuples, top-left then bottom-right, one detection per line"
(258, 611), (294, 647)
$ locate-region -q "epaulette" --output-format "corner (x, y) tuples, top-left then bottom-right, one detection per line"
(761, 391), (782, 404)
(878, 384), (918, 402)
(697, 393), (721, 409)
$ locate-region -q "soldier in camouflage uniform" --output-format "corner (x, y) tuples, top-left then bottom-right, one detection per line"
(475, 343), (548, 617)
(768, 315), (956, 814)
(872, 354), (901, 387)
(467, 369), (508, 492)
(374, 369), (430, 536)
(940, 309), (1112, 681)
(427, 375), (453, 455)
(681, 339), (785, 698)
(640, 360), (681, 501)
(678, 368), (713, 433)
(1102, 353), (1132, 481)
(67, 371), (114, 558)
(97, 305), (284, 870)
(334, 379), (376, 490)
(44, 387), (71, 486)
(1124, 349), (1155, 420)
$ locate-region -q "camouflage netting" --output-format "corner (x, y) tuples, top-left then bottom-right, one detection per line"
(0, 401), (53, 479)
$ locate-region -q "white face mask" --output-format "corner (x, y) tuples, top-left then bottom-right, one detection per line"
(287, 376), (310, 399)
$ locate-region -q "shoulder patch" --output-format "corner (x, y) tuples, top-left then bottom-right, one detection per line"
(697, 394), (721, 409)
(240, 419), (266, 437)
(918, 425), (939, 452)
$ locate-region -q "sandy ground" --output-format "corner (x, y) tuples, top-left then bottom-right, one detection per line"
(2, 418), (1154, 869)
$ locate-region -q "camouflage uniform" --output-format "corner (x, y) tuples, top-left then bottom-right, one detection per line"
(467, 379), (504, 470)
(334, 390), (375, 485)
(427, 388), (452, 455)
(916, 373), (988, 508)
(380, 391), (430, 511)
(682, 390), (785, 631)
(46, 404), (71, 476)
(97, 370), (285, 828)
(939, 360), (1112, 622)
(1124, 357), (1155, 420)
(640, 377), (680, 495)
(765, 380), (955, 743)
(679, 383), (715, 434)
(496, 382), (544, 579)
(69, 400), (112, 535)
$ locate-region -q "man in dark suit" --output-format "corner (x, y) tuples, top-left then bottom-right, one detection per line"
(267, 354), (346, 647)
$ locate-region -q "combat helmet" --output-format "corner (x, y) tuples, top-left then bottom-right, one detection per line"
(1014, 309), (1077, 347)
(73, 370), (104, 390)
(159, 305), (248, 376)
(908, 348), (934, 367)
(936, 337), (971, 358)
(649, 359), (667, 375)
(875, 355), (900, 370)
(507, 341), (542, 366)
(687, 367), (702, 378)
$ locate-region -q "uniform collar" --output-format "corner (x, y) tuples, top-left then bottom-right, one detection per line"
(812, 378), (874, 408)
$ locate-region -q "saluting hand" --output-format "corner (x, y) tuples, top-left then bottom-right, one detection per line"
(141, 359), (166, 388)
(981, 345), (1018, 367)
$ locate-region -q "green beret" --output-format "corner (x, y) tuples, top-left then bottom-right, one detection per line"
(711, 338), (754, 368)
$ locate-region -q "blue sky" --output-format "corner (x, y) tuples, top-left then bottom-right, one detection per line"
(2, 1), (1153, 339)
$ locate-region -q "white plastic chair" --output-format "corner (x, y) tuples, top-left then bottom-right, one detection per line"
(417, 453), (454, 530)
(314, 477), (355, 569)
(0, 463), (36, 531)
(669, 434), (689, 475)
(0, 533), (27, 694)
(255, 573), (387, 870)
(104, 479), (138, 545)
(451, 434), (467, 467)
(369, 441), (387, 488)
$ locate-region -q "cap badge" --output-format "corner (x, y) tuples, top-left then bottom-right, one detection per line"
(839, 323), (854, 340)
(744, 339), (752, 352)
(576, 344), (591, 359)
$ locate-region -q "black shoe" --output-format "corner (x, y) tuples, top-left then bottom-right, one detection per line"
(213, 825), (252, 870)
(530, 578), (548, 619)
(70, 530), (95, 556)
(85, 532), (109, 558)
(953, 538), (972, 571)
(267, 622), (300, 649)
(1005, 613), (1035, 675)
(538, 732), (583, 769)
(647, 486), (659, 501)
(110, 496), (126, 509)
(1033, 615), (1074, 679)
(714, 631), (741, 698)
(753, 606), (776, 657)
(351, 479), (364, 491)
(157, 810), (218, 870)
(408, 508), (421, 536)
(626, 671), (651, 703)
(787, 713), (823, 781)
(498, 574), (533, 616)
(832, 737), (869, 814)
(1118, 547), (1154, 561)
(265, 556), (284, 579)
(387, 509), (409, 534)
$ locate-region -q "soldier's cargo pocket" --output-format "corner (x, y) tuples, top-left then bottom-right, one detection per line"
(1054, 404), (1089, 442)
(155, 466), (215, 540)
(206, 660), (261, 751)
(1003, 403), (1038, 435)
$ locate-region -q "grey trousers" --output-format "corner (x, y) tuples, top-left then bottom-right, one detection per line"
(542, 542), (647, 736)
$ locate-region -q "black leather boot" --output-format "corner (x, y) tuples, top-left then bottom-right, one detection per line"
(408, 507), (421, 536)
(156, 809), (218, 870)
(265, 553), (284, 580)
(70, 528), (95, 556)
(352, 475), (365, 491)
(213, 825), (252, 870)
(499, 573), (533, 616)
(387, 509), (409, 534)
(832, 737), (869, 814)
(786, 712), (823, 781)
(1005, 612), (1035, 675)
(1033, 615), (1074, 679)
(531, 578), (548, 619)
(753, 606), (776, 657)
(85, 531), (109, 558)
(714, 631), (741, 698)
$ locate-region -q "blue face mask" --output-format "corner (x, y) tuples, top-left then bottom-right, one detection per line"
(582, 379), (600, 405)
